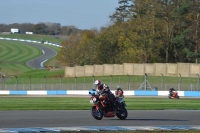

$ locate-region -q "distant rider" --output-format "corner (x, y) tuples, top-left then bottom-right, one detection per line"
(115, 86), (124, 98)
(169, 87), (176, 96)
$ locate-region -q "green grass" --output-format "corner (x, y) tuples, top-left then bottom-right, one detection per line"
(0, 97), (199, 110)
(0, 38), (62, 76)
(126, 97), (200, 110)
(11, 73), (200, 84)
(0, 40), (43, 75)
(0, 33), (63, 44)
(18, 69), (65, 78)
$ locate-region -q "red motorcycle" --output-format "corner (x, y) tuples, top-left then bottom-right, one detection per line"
(89, 90), (128, 120)
(168, 91), (180, 99)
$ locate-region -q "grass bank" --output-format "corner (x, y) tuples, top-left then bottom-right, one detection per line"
(0, 33), (63, 44)
(0, 40), (42, 75)
(0, 39), (62, 76)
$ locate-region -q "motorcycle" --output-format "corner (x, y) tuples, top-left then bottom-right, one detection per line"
(168, 91), (179, 99)
(89, 89), (128, 120)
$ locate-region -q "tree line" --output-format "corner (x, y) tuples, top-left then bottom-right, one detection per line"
(0, 22), (82, 36)
(57, 0), (200, 66)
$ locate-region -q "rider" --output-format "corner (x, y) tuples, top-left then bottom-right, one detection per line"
(94, 79), (116, 108)
(169, 87), (176, 96)
(115, 86), (124, 98)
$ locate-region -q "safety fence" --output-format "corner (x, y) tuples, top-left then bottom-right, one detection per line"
(0, 75), (200, 91)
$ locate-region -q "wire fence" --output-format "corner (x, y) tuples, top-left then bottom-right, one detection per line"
(0, 75), (199, 91)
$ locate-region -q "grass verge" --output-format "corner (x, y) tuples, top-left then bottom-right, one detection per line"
(0, 97), (199, 110)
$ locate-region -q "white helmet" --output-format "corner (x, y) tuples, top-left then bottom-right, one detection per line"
(94, 79), (101, 92)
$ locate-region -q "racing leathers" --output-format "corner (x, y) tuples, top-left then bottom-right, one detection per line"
(169, 87), (175, 96)
(97, 84), (116, 109)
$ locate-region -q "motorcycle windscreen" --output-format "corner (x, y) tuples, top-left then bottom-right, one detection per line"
(118, 97), (124, 103)
(89, 89), (97, 95)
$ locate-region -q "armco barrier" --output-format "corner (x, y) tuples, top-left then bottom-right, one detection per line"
(0, 90), (200, 97)
(184, 91), (200, 97)
(134, 90), (158, 96)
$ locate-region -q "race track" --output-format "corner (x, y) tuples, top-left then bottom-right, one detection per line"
(0, 110), (200, 128)
(25, 42), (57, 69)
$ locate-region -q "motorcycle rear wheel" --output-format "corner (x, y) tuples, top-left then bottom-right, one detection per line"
(116, 106), (128, 120)
(90, 106), (103, 120)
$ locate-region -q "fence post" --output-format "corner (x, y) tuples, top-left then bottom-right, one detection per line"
(197, 74), (199, 91)
(138, 73), (152, 90)
(110, 75), (113, 89)
(44, 76), (46, 90)
(127, 74), (130, 90)
(15, 76), (18, 90)
(75, 76), (77, 90)
(2, 75), (5, 90)
(60, 76), (62, 90)
(92, 75), (95, 82)
(29, 76), (31, 90)
(161, 73), (164, 90)
(179, 73), (182, 91)
(145, 73), (148, 90)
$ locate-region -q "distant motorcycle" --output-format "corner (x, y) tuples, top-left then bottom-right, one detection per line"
(168, 91), (179, 99)
(89, 89), (128, 120)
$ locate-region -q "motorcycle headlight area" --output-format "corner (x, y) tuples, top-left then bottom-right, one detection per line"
(90, 97), (97, 104)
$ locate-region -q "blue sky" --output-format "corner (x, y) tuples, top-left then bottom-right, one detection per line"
(0, 0), (119, 30)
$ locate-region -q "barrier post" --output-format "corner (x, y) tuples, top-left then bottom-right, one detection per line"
(127, 74), (130, 90)
(29, 76), (31, 90)
(179, 73), (182, 91)
(44, 76), (46, 90)
(110, 75), (113, 89)
(2, 75), (5, 90)
(75, 76), (77, 90)
(138, 73), (152, 90)
(197, 74), (199, 91)
(60, 76), (62, 90)
(15, 76), (18, 90)
(92, 75), (95, 82)
(161, 73), (164, 90)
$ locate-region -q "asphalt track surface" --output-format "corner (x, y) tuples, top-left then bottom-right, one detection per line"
(25, 42), (57, 69)
(0, 110), (200, 128)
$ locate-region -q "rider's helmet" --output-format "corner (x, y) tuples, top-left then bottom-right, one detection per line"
(94, 79), (102, 92)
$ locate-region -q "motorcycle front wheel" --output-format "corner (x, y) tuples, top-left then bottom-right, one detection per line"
(90, 106), (103, 120)
(116, 106), (128, 120)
